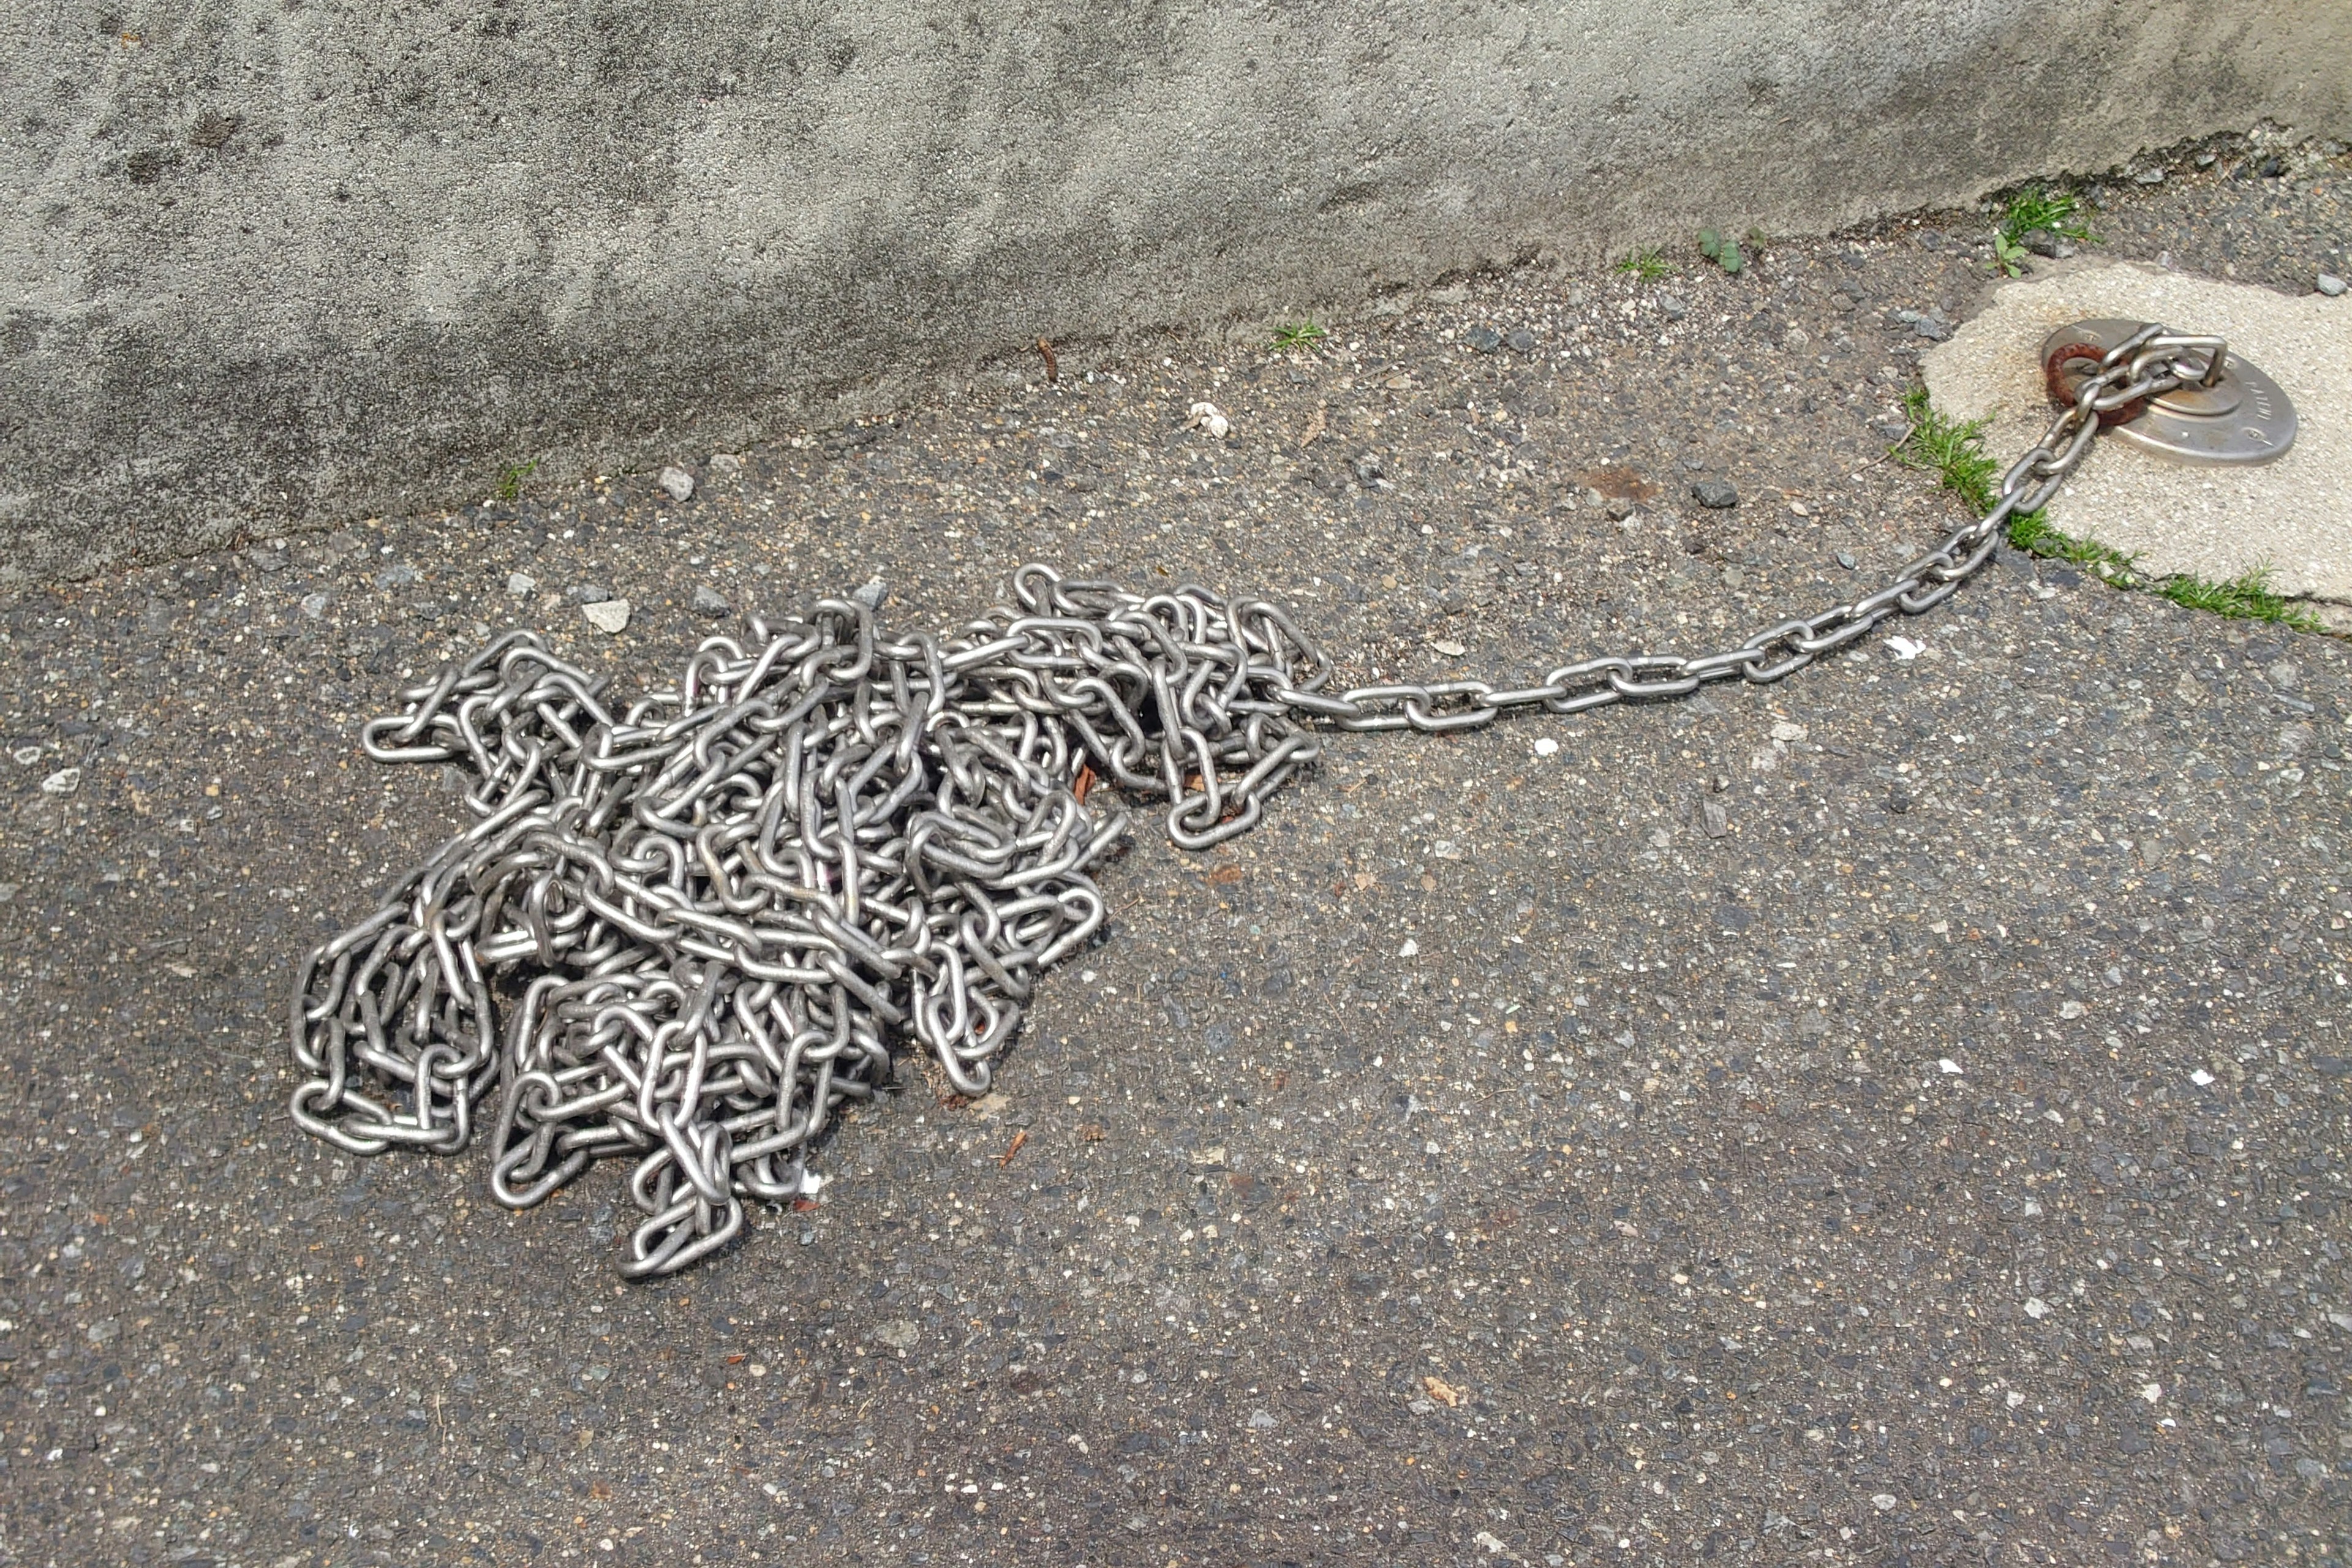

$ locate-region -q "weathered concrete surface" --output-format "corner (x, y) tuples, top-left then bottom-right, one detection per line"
(4, 1), (2350, 586)
(1924, 263), (2352, 612)
(8, 182), (2352, 1568)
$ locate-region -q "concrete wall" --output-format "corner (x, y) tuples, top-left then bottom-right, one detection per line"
(4, 1), (2346, 584)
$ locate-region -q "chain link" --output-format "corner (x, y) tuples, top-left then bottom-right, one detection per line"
(292, 324), (2196, 1275)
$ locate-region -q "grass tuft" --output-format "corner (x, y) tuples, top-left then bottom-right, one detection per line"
(493, 459), (537, 504)
(1895, 390), (2320, 631)
(1615, 246), (1670, 284)
(1996, 186), (2094, 248)
(1270, 321), (1328, 353)
(1989, 185), (2097, 277)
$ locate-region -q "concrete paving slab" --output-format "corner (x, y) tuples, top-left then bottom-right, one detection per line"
(1924, 262), (2352, 610)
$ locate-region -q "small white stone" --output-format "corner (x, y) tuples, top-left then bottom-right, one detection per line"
(1871, 1494), (1899, 1512)
(1397, 938), (1419, 959)
(1769, 720), (1806, 743)
(300, 592), (330, 619)
(581, 598), (631, 635)
(507, 571), (537, 597)
(2140, 1382), (2163, 1403)
(657, 466), (695, 502)
(2190, 1068), (2215, 1087)
(2317, 273), (2346, 298)
(39, 767), (80, 795)
(1431, 638), (1466, 657)
(1886, 635), (1924, 662)
(1938, 1058), (1962, 1075)
(1532, 737), (1560, 757)
(1185, 401), (1232, 439)
(2005, 1390), (2026, 1408)
(13, 745), (45, 765)
(2023, 1297), (2050, 1319)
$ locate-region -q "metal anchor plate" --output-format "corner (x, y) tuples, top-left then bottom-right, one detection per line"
(2041, 318), (2297, 466)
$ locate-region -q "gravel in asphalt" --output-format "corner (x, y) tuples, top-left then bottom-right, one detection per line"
(1, 132), (2349, 1568)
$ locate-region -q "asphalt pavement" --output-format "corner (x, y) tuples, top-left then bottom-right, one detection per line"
(2, 134), (2348, 1568)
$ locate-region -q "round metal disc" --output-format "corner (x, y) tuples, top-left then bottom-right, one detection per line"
(2040, 318), (2297, 466)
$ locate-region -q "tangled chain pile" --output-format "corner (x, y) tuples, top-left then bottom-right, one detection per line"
(290, 567), (1329, 1275)
(292, 320), (2200, 1276)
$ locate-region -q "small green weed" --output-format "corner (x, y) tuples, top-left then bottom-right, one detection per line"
(1991, 232), (2030, 279)
(1896, 390), (2318, 630)
(1615, 246), (1670, 284)
(1270, 321), (1328, 353)
(493, 458), (538, 503)
(1697, 228), (1744, 276)
(1990, 185), (2095, 276)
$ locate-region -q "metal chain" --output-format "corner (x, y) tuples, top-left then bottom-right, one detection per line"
(292, 323), (2199, 1276)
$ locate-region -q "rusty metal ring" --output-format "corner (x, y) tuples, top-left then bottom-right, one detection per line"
(2041, 340), (2149, 429)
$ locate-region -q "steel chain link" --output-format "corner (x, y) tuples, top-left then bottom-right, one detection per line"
(292, 324), (2198, 1276)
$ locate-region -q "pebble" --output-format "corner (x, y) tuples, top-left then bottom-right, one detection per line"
(2318, 273), (2348, 298)
(1352, 451), (1384, 483)
(1691, 480), (1739, 510)
(374, 563), (420, 589)
(565, 583), (611, 605)
(1700, 799), (1728, 839)
(299, 592), (330, 619)
(1464, 326), (1503, 353)
(1185, 402), (1232, 439)
(1531, 737), (1559, 757)
(1658, 295), (1687, 321)
(2019, 228), (2063, 259)
(1504, 328), (1536, 354)
(1835, 550), (1857, 570)
(508, 571), (538, 597)
(1912, 317), (1952, 342)
(657, 466), (696, 503)
(40, 767), (80, 796)
(852, 578), (889, 612)
(709, 453), (745, 478)
(691, 585), (731, 617)
(581, 598), (631, 635)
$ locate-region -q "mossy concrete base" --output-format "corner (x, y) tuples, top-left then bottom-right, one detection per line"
(1924, 262), (2352, 618)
